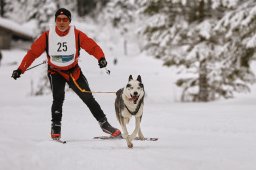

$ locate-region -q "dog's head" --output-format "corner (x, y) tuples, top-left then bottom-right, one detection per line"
(123, 75), (144, 104)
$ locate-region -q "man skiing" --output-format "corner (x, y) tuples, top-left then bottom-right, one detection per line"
(11, 8), (121, 140)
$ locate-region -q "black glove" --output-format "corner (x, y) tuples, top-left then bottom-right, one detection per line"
(12, 69), (22, 80)
(98, 57), (107, 68)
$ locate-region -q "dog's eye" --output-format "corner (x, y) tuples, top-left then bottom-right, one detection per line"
(126, 84), (133, 90)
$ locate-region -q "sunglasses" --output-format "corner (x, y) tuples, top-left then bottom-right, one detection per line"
(56, 17), (69, 22)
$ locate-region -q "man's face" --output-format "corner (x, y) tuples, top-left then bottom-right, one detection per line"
(56, 14), (70, 32)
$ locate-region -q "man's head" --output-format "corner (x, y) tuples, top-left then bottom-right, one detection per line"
(55, 8), (71, 32)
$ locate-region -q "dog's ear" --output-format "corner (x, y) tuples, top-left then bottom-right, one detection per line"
(137, 75), (142, 83)
(129, 75), (133, 81)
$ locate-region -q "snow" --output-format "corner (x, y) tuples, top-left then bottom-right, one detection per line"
(0, 17), (36, 38)
(1, 21), (256, 170)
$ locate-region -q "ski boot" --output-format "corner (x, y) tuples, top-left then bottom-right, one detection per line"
(99, 118), (121, 137)
(51, 122), (61, 140)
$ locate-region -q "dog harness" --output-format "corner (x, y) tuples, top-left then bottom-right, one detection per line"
(125, 95), (144, 116)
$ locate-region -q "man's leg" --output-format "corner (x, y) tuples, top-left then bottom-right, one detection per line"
(68, 72), (121, 137)
(68, 72), (105, 121)
(48, 72), (66, 139)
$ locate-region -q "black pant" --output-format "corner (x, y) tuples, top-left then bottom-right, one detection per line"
(48, 71), (106, 123)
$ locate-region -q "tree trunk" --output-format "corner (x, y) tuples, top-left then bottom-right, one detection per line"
(198, 58), (208, 102)
(198, 0), (205, 21)
(0, 0), (5, 17)
(77, 0), (85, 16)
(77, 0), (97, 16)
(197, 0), (208, 102)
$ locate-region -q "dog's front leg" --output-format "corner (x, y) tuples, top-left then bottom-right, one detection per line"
(120, 119), (129, 139)
(138, 127), (145, 140)
(129, 117), (141, 141)
(121, 118), (133, 148)
(138, 116), (144, 140)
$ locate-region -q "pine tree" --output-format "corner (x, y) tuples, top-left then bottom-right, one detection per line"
(3, 0), (57, 33)
(4, 0), (38, 23)
(98, 0), (140, 56)
(101, 0), (137, 32)
(139, 0), (256, 101)
(35, 0), (57, 33)
(55, 0), (76, 11)
(211, 0), (256, 98)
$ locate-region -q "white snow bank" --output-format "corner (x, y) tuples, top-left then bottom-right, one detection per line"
(0, 17), (36, 38)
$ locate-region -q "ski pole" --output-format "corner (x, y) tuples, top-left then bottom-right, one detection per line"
(26, 60), (47, 71)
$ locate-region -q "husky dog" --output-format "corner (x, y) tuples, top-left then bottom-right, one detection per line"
(115, 75), (145, 148)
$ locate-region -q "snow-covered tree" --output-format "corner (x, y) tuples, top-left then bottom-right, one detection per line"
(35, 0), (57, 33)
(56, 0), (76, 11)
(100, 0), (138, 34)
(210, 0), (256, 99)
(97, 0), (140, 57)
(139, 0), (256, 102)
(3, 0), (57, 33)
(4, 0), (40, 23)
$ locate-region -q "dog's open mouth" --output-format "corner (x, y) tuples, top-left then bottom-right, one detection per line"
(129, 95), (140, 104)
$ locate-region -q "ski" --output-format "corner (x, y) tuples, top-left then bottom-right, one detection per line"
(94, 136), (122, 140)
(53, 139), (67, 144)
(93, 136), (158, 141)
(136, 137), (158, 141)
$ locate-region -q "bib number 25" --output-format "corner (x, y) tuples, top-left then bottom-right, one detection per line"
(57, 42), (67, 52)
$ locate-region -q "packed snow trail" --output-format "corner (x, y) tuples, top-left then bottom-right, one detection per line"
(1, 48), (256, 170)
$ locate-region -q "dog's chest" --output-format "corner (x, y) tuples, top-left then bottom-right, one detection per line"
(122, 102), (143, 118)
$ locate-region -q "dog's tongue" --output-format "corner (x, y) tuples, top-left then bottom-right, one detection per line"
(132, 96), (138, 100)
(130, 96), (139, 104)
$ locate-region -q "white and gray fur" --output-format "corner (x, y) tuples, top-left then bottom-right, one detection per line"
(115, 75), (145, 148)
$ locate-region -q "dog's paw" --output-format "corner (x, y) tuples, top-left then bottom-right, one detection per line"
(125, 137), (133, 148)
(127, 142), (133, 148)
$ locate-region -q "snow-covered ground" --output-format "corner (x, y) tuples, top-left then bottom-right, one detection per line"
(0, 23), (256, 170)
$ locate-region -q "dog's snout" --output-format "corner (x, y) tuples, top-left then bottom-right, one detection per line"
(134, 92), (138, 96)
